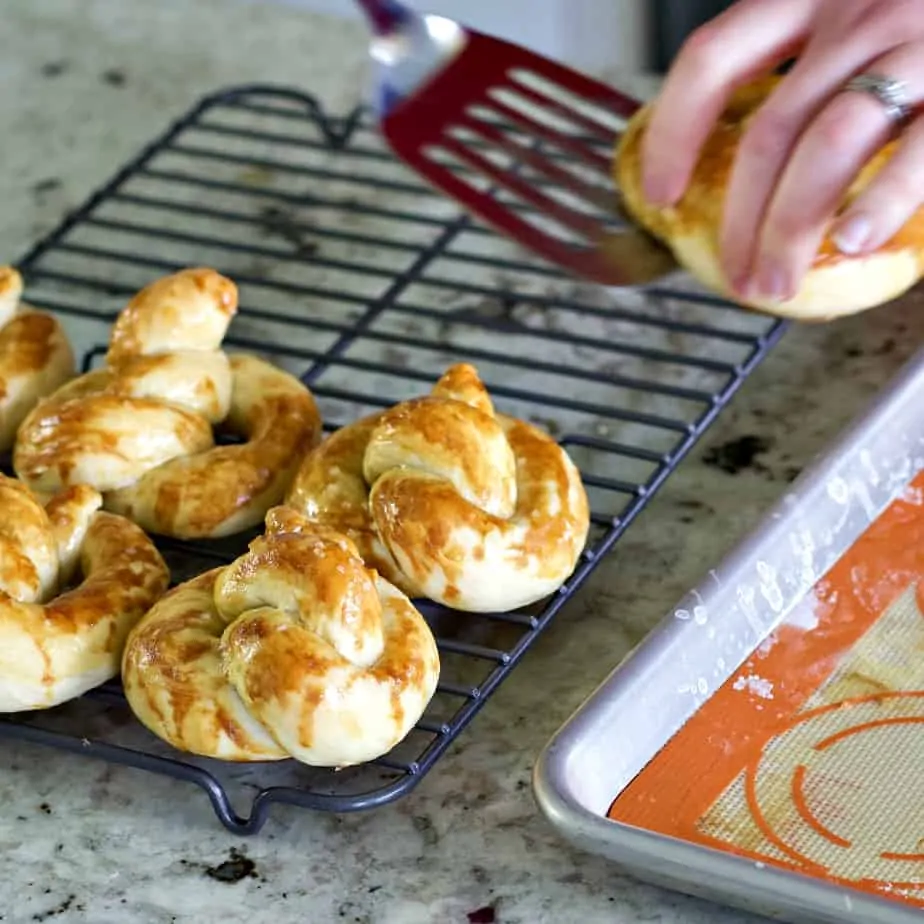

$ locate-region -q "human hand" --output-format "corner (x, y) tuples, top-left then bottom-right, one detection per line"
(640, 0), (924, 304)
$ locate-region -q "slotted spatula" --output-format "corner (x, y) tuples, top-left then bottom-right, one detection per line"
(356, 0), (678, 287)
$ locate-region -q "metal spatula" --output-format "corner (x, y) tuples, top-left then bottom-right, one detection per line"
(356, 0), (678, 287)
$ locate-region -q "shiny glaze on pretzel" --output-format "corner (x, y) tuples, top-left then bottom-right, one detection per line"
(0, 474), (168, 712)
(0, 266), (75, 452)
(122, 507), (439, 767)
(13, 268), (322, 539)
(286, 364), (590, 612)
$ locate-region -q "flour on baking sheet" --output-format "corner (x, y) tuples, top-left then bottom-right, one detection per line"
(732, 674), (774, 700)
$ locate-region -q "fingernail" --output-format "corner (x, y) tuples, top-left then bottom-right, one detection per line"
(752, 263), (792, 302)
(642, 170), (679, 208)
(642, 174), (668, 206)
(833, 213), (871, 255)
(730, 273), (750, 298)
(722, 255), (747, 296)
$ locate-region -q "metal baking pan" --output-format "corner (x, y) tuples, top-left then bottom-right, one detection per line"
(534, 344), (924, 924)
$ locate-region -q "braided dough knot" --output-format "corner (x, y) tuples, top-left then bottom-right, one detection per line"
(286, 363), (590, 612)
(13, 268), (322, 538)
(0, 474), (168, 712)
(122, 507), (440, 767)
(0, 266), (75, 452)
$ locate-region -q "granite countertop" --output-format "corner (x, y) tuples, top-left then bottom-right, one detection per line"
(2, 2), (922, 923)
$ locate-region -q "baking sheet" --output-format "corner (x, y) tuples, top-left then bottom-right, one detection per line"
(534, 345), (924, 924)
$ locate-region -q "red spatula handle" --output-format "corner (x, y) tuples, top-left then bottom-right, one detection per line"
(356, 0), (410, 34)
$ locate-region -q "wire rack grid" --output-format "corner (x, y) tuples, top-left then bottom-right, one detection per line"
(0, 83), (786, 834)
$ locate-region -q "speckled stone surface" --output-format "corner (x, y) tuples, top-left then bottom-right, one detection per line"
(2, 2), (923, 923)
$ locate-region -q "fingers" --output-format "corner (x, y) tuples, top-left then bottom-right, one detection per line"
(833, 113), (924, 255)
(718, 33), (888, 290)
(747, 41), (924, 300)
(641, 0), (814, 207)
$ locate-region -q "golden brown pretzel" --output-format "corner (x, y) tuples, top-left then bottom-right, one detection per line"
(0, 474), (168, 711)
(122, 507), (440, 767)
(616, 75), (924, 320)
(13, 268), (323, 539)
(285, 363), (590, 612)
(0, 266), (75, 452)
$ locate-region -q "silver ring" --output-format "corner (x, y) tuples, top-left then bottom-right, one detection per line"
(842, 72), (912, 124)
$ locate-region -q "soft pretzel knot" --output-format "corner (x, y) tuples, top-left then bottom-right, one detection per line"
(0, 266), (75, 453)
(285, 363), (590, 612)
(0, 473), (168, 712)
(122, 506), (440, 767)
(13, 267), (323, 538)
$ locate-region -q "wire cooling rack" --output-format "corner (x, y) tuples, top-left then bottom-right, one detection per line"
(0, 84), (787, 834)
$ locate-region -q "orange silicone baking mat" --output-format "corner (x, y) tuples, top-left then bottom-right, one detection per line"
(608, 471), (924, 907)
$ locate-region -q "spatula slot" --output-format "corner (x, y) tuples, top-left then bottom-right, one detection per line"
(507, 68), (629, 134)
(444, 124), (517, 172)
(430, 139), (598, 245)
(487, 85), (589, 140)
(480, 90), (613, 174)
(453, 115), (612, 209)
(420, 145), (493, 192)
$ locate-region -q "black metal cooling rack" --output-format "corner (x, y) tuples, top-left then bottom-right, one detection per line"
(0, 84), (787, 834)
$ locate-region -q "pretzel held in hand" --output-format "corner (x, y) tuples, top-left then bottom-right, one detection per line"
(616, 76), (924, 320)
(285, 364), (590, 612)
(13, 268), (322, 539)
(0, 474), (169, 712)
(0, 266), (75, 452)
(122, 507), (440, 767)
